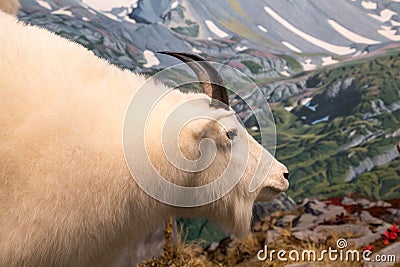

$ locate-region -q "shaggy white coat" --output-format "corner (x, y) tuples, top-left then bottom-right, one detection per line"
(0, 3), (288, 266)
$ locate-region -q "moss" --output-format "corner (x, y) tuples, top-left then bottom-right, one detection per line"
(171, 20), (199, 37)
(241, 60), (263, 74)
(276, 54), (302, 71)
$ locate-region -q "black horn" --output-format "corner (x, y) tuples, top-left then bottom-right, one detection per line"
(158, 51), (230, 110)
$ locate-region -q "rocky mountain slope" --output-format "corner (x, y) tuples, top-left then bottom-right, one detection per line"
(268, 50), (400, 201)
(220, 47), (399, 202)
(18, 0), (298, 80)
(140, 196), (400, 266)
(18, 0), (400, 77)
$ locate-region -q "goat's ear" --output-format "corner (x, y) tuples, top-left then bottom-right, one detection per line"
(182, 118), (213, 139)
(189, 119), (225, 143)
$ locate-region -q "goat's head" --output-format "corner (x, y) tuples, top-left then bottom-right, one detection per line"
(123, 52), (289, 237)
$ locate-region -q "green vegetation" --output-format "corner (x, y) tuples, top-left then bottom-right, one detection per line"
(172, 5), (185, 19)
(241, 60), (263, 74)
(275, 54), (303, 71)
(265, 51), (400, 201)
(171, 20), (199, 37)
(177, 218), (226, 247)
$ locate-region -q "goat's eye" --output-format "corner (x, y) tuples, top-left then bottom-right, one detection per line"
(226, 129), (237, 140)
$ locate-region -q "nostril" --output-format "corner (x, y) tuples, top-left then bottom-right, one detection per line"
(283, 172), (289, 180)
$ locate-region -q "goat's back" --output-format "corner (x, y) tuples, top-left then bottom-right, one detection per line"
(0, 11), (152, 266)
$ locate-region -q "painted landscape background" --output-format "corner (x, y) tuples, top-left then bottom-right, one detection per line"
(16, 0), (400, 264)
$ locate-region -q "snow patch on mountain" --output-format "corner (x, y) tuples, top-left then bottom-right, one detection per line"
(378, 26), (400, 41)
(361, 1), (377, 10)
(83, 0), (137, 12)
(322, 56), (339, 66)
(304, 99), (318, 112)
(171, 1), (179, 9)
(205, 20), (229, 38)
(36, 0), (51, 10)
(257, 25), (268, 32)
(264, 5), (356, 55)
(284, 106), (294, 112)
(143, 50), (160, 68)
(52, 7), (73, 17)
(282, 41), (302, 53)
(301, 59), (317, 71)
(327, 19), (380, 44)
(368, 9), (397, 22)
(102, 12), (121, 22)
(192, 48), (201, 53)
(352, 51), (368, 57)
(300, 97), (313, 106)
(311, 115), (329, 125)
(235, 46), (248, 52)
(391, 20), (400, 26)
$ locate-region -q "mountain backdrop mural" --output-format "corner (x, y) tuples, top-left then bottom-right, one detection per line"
(17, 0), (400, 250)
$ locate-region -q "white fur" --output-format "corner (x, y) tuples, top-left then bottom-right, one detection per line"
(0, 7), (288, 267)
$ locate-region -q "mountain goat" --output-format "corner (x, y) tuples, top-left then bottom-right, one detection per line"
(0, 6), (289, 267)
